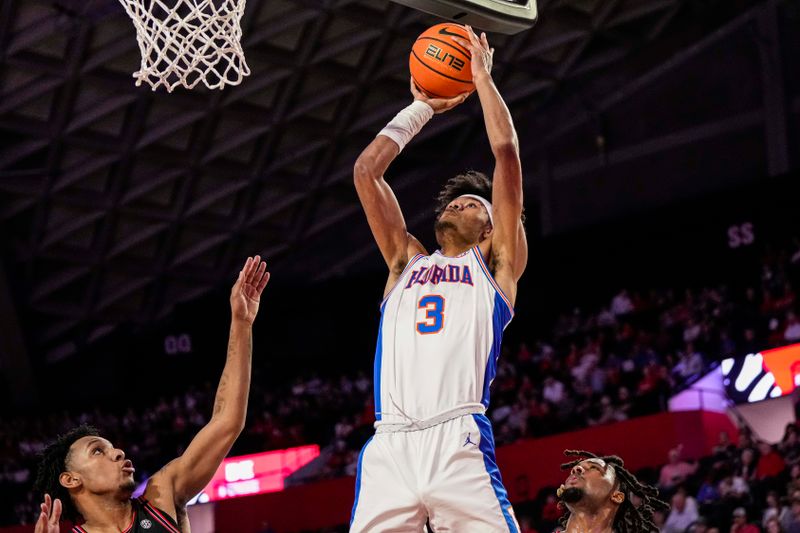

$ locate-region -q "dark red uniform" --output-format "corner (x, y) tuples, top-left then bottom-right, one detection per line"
(72, 497), (180, 533)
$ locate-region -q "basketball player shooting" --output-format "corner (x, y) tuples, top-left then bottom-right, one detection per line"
(557, 450), (670, 533)
(31, 256), (270, 533)
(350, 26), (527, 532)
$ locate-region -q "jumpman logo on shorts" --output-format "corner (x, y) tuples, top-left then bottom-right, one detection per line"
(463, 433), (478, 447)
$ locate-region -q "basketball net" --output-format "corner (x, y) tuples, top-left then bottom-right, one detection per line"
(118, 0), (250, 92)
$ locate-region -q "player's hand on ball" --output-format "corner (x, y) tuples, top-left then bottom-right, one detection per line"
(410, 78), (470, 114)
(451, 25), (494, 81)
(230, 256), (270, 325)
(34, 494), (61, 533)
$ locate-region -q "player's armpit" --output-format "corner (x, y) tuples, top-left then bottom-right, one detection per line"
(382, 232), (428, 298)
(142, 462), (180, 521)
(406, 234), (428, 264)
(489, 249), (519, 306)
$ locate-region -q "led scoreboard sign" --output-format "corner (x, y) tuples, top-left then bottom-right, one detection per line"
(721, 342), (800, 404)
(186, 444), (320, 505)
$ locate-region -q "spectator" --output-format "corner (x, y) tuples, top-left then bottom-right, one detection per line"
(757, 443), (786, 481)
(684, 318), (702, 343)
(611, 289), (635, 316)
(739, 448), (758, 484)
(698, 475), (722, 504)
(660, 447), (699, 492)
(765, 516), (785, 533)
(664, 486), (700, 533)
(731, 507), (761, 533)
(720, 471), (751, 505)
(673, 342), (705, 382)
(787, 465), (800, 497)
(763, 491), (790, 529)
(689, 517), (711, 533)
(590, 395), (627, 426)
(784, 312), (800, 343)
(542, 376), (566, 404)
(785, 498), (800, 533)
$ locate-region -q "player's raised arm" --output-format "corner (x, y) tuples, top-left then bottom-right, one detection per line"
(354, 81), (470, 279)
(147, 256), (270, 507)
(454, 27), (527, 303)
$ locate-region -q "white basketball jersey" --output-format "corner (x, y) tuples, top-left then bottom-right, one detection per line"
(373, 246), (514, 429)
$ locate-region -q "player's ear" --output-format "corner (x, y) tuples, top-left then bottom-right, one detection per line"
(60, 471), (82, 489)
(483, 224), (493, 240)
(611, 490), (625, 505)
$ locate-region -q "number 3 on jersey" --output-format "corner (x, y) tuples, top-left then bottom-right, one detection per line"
(417, 294), (445, 334)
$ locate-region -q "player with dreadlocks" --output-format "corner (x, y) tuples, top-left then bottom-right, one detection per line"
(556, 449), (670, 533)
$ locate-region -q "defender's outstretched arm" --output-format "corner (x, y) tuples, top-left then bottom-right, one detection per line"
(146, 257), (270, 508)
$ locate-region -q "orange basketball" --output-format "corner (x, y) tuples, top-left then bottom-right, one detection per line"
(409, 23), (473, 98)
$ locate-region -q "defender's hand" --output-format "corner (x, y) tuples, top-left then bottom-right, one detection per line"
(34, 494), (61, 533)
(230, 256), (270, 325)
(451, 25), (494, 81)
(410, 78), (470, 114)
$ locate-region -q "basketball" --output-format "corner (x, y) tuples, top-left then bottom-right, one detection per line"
(409, 23), (474, 98)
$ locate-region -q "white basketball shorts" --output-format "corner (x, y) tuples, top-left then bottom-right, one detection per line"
(349, 413), (520, 532)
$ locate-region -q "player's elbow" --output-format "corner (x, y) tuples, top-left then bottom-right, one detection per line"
(492, 140), (519, 160)
(353, 155), (378, 186)
(214, 414), (246, 437)
(221, 423), (245, 443)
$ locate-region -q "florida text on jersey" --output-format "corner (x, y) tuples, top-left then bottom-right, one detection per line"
(373, 246), (514, 428)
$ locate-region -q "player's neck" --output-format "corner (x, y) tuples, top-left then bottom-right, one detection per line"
(565, 506), (615, 533)
(439, 243), (474, 257)
(436, 231), (477, 257)
(79, 495), (133, 532)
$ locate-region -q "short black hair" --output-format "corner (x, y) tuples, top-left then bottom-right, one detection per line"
(34, 424), (100, 523)
(559, 450), (670, 533)
(435, 170), (493, 219)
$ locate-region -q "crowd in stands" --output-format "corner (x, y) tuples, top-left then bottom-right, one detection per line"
(1, 239), (799, 528)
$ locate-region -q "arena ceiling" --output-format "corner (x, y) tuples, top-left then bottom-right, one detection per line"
(0, 0), (797, 365)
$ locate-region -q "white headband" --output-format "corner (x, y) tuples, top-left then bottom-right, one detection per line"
(458, 194), (493, 226)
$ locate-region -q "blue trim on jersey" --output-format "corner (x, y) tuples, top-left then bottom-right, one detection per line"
(480, 292), (512, 407)
(350, 436), (374, 527)
(473, 414), (519, 533)
(373, 310), (385, 420)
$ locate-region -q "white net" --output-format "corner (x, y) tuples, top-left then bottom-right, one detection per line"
(118, 0), (250, 92)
